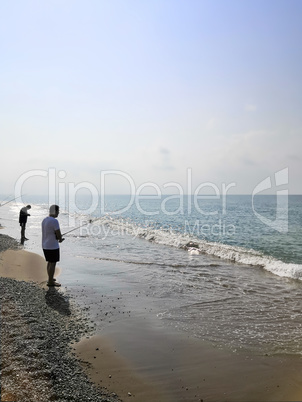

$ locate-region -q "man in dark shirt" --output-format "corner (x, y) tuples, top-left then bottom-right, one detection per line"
(19, 205), (31, 243)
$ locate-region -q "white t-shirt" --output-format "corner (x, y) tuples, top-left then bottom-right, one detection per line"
(42, 216), (60, 250)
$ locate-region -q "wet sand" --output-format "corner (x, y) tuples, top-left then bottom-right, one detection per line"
(75, 335), (166, 402)
(2, 248), (302, 401)
(76, 316), (302, 402)
(0, 249), (60, 284)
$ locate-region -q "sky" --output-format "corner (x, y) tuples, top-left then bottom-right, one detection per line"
(1, 0), (302, 196)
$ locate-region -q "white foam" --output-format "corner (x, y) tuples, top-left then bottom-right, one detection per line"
(94, 215), (302, 281)
(264, 260), (302, 280)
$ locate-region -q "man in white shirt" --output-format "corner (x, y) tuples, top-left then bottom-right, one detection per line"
(42, 205), (64, 287)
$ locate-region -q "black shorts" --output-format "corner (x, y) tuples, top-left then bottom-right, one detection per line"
(43, 248), (60, 263)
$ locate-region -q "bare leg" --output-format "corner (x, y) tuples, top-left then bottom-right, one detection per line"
(47, 262), (56, 284)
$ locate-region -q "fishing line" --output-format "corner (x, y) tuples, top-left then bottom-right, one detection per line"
(61, 216), (103, 236)
(60, 203), (120, 237)
(0, 195), (26, 207)
(1, 194), (12, 203)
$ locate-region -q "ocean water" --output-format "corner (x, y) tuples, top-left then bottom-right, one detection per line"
(1, 194), (302, 355)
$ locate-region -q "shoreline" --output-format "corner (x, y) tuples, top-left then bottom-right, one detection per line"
(2, 239), (302, 401)
(0, 237), (168, 401)
(0, 237), (121, 402)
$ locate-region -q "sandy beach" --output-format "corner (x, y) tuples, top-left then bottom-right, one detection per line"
(2, 235), (302, 401)
(0, 235), (120, 402)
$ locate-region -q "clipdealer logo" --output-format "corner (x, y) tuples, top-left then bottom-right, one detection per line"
(252, 168), (288, 233)
(13, 168), (237, 236)
(14, 167), (236, 215)
(13, 167), (289, 235)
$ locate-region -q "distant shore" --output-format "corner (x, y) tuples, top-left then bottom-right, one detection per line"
(2, 233), (302, 401)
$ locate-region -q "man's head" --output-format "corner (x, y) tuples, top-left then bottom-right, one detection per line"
(26, 205), (31, 209)
(49, 204), (59, 217)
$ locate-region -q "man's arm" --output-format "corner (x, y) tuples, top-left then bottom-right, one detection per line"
(55, 229), (65, 242)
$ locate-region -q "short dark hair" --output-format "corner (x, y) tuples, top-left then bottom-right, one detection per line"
(27, 205), (31, 209)
(49, 204), (59, 215)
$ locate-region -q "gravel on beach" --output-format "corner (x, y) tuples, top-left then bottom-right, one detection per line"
(0, 235), (121, 402)
(0, 233), (20, 252)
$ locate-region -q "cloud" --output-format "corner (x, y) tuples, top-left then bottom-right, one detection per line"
(287, 153), (302, 161)
(206, 118), (216, 130)
(242, 157), (257, 166)
(159, 147), (170, 155)
(245, 103), (257, 112)
(154, 147), (175, 170)
(201, 128), (302, 193)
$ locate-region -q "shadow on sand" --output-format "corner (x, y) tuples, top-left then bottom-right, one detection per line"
(45, 287), (71, 316)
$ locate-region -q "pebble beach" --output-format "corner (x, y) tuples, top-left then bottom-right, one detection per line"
(0, 234), (121, 402)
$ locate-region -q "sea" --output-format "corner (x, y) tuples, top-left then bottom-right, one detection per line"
(1, 194), (302, 356)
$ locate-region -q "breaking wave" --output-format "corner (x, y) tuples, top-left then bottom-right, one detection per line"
(74, 214), (302, 281)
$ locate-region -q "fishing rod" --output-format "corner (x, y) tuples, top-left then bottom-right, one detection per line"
(1, 194), (12, 203)
(0, 195), (25, 207)
(61, 216), (103, 236)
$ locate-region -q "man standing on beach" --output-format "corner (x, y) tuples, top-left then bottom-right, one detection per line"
(42, 205), (64, 287)
(19, 204), (31, 243)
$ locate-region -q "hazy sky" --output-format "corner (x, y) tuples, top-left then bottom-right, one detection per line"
(1, 0), (301, 196)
